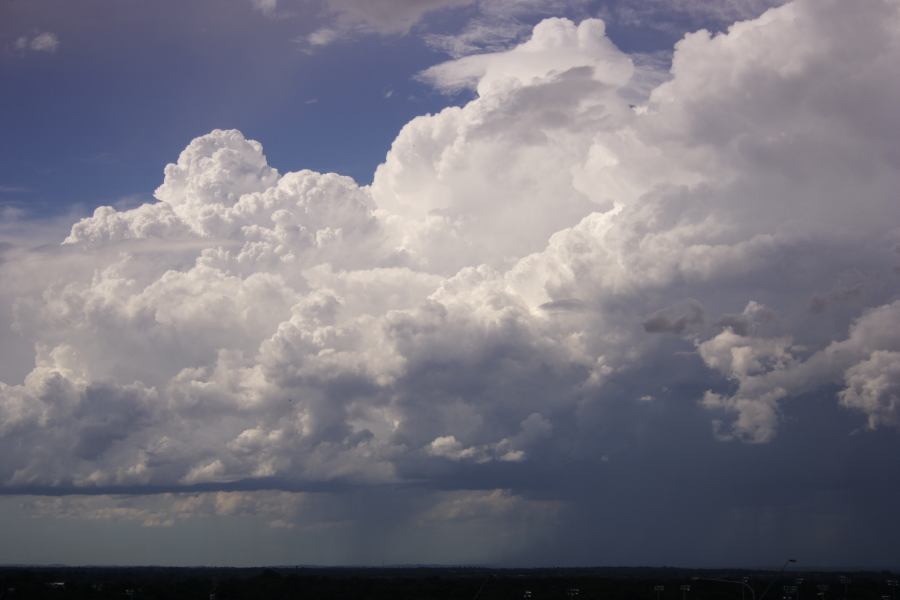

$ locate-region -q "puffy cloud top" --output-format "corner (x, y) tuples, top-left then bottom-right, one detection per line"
(422, 18), (634, 94)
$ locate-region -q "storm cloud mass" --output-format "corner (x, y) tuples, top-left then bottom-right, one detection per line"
(2, 0), (900, 566)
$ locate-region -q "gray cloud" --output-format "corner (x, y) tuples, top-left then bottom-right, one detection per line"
(642, 300), (704, 334)
(293, 0), (477, 49)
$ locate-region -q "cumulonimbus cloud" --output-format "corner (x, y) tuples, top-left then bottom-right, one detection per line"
(2, 0), (899, 513)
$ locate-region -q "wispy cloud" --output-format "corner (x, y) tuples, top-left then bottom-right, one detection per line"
(14, 31), (60, 54)
(0, 185), (30, 194)
(292, 0), (476, 51)
(249, 0), (278, 17)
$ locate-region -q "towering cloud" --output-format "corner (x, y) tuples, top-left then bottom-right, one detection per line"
(2, 0), (900, 563)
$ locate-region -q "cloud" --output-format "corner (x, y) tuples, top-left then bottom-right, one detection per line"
(702, 301), (900, 441)
(423, 0), (780, 62)
(304, 27), (341, 47)
(249, 0), (278, 16)
(642, 300), (705, 335)
(601, 0), (788, 33)
(425, 413), (548, 463)
(424, 19), (531, 59)
(323, 0), (476, 35)
(417, 488), (560, 524)
(840, 350), (900, 430)
(423, 0), (591, 58)
(297, 0), (476, 49)
(3, 0), (900, 563)
(23, 490), (306, 529)
(420, 18), (634, 94)
(14, 31), (59, 54)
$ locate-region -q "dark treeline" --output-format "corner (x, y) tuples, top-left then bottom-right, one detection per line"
(0, 566), (897, 600)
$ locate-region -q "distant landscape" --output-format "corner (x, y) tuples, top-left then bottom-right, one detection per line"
(1, 567), (898, 600)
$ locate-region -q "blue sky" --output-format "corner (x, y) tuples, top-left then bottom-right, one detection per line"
(3, 0), (900, 569)
(1, 1), (454, 215)
(1, 0), (722, 219)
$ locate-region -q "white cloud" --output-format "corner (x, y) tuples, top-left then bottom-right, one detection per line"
(250, 0), (278, 16)
(30, 32), (59, 52)
(14, 31), (59, 54)
(701, 301), (900, 441)
(2, 0), (900, 537)
(425, 413), (547, 463)
(417, 488), (561, 523)
(840, 350), (900, 430)
(305, 27), (341, 47)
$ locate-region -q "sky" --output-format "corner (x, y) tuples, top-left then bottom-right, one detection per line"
(1, 0), (899, 568)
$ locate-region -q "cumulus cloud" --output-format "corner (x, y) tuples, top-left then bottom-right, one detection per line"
(702, 301), (900, 441)
(840, 350), (900, 430)
(643, 300), (705, 335)
(2, 0), (900, 561)
(421, 18), (633, 94)
(323, 0), (476, 35)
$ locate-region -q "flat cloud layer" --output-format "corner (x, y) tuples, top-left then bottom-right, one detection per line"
(2, 0), (900, 564)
